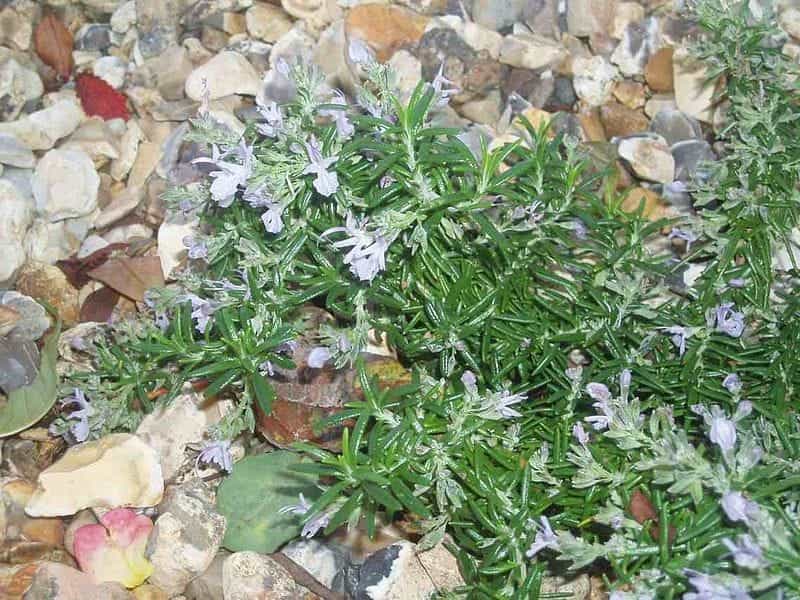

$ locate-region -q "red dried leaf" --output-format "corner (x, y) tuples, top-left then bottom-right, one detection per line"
(80, 287), (120, 323)
(628, 490), (676, 543)
(87, 256), (164, 302)
(34, 14), (73, 81)
(75, 73), (129, 121)
(56, 243), (128, 289)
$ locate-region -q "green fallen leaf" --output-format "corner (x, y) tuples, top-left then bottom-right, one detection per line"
(0, 322), (61, 437)
(216, 451), (319, 553)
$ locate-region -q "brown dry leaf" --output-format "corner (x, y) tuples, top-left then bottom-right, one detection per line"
(87, 256), (164, 302)
(628, 489), (676, 543)
(79, 287), (120, 323)
(34, 14), (73, 81)
(56, 243), (128, 290)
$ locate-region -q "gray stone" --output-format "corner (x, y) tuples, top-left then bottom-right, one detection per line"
(611, 17), (661, 77)
(246, 2), (293, 42)
(672, 139), (715, 183)
(25, 216), (92, 265)
(75, 24), (113, 52)
(184, 551), (229, 600)
(21, 562), (133, 600)
(0, 133), (34, 168)
(281, 539), (350, 592)
(0, 59), (43, 121)
(649, 109), (702, 146)
(222, 551), (305, 600)
(566, 0), (615, 37)
(136, 0), (181, 59)
(111, 1), (137, 33)
(93, 56), (127, 89)
(32, 149), (99, 222)
(498, 33), (566, 70)
(572, 55), (618, 106)
(0, 99), (84, 151)
(618, 134), (675, 184)
(470, 0), (534, 31)
(0, 291), (49, 342)
(0, 178), (32, 284)
(146, 480), (226, 596)
(0, 338), (39, 392)
(185, 51), (261, 101)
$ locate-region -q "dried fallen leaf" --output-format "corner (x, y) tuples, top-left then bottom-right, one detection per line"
(56, 243), (128, 290)
(34, 14), (73, 81)
(87, 256), (164, 303)
(79, 287), (120, 324)
(75, 73), (130, 121)
(628, 489), (676, 543)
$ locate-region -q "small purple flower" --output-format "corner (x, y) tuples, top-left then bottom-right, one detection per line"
(572, 218), (588, 240)
(348, 39), (374, 65)
(721, 491), (760, 525)
(669, 228), (699, 252)
(586, 382), (611, 402)
(722, 534), (765, 569)
(723, 373), (742, 394)
(275, 57), (291, 77)
(714, 303), (745, 338)
(461, 370), (477, 392)
(572, 422), (590, 447)
(182, 293), (216, 334)
(431, 64), (459, 107)
(260, 203), (284, 234)
(303, 135), (339, 197)
(183, 236), (208, 261)
(683, 569), (753, 600)
(491, 390), (524, 419)
(193, 142), (254, 208)
(323, 213), (390, 282)
(279, 493), (312, 516)
(692, 404), (742, 452)
(728, 278), (746, 289)
(379, 174), (395, 188)
(256, 100), (284, 138)
(307, 346), (331, 368)
(663, 325), (693, 356)
(619, 369), (631, 399)
(196, 440), (233, 472)
(320, 90), (354, 140)
(301, 510), (332, 539)
(52, 388), (93, 443)
(525, 516), (559, 558)
(259, 360), (275, 377)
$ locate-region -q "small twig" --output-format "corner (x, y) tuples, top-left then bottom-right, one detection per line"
(268, 551), (346, 600)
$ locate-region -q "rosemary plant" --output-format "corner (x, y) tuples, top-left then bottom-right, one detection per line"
(52, 1), (800, 597)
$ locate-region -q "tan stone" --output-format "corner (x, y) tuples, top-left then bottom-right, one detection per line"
(673, 47), (717, 123)
(577, 107), (606, 142)
(645, 47), (674, 93)
(132, 584), (169, 600)
(612, 80), (645, 109)
(1, 479), (64, 547)
(246, 3), (294, 43)
(600, 102), (649, 138)
(621, 187), (670, 221)
(25, 434), (163, 517)
(345, 4), (429, 62)
(14, 262), (80, 327)
(618, 135), (675, 183)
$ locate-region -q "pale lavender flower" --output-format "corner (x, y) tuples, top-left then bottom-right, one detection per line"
(348, 39), (374, 65)
(183, 293), (216, 333)
(692, 404), (737, 452)
(714, 303), (745, 338)
(183, 236), (208, 260)
(572, 218), (588, 240)
(728, 278), (746, 288)
(431, 64), (459, 106)
(663, 325), (692, 356)
(259, 360), (275, 377)
(260, 203), (284, 234)
(154, 312), (170, 332)
(193, 143), (254, 207)
(52, 388), (93, 442)
(525, 516), (559, 558)
(279, 493), (312, 516)
(323, 213), (390, 282)
(461, 370), (477, 392)
(669, 228), (699, 252)
(722, 535), (765, 569)
(196, 440), (233, 472)
(723, 373), (742, 394)
(379, 174), (395, 188)
(721, 491), (760, 525)
(301, 510), (332, 538)
(619, 369), (631, 400)
(586, 382), (611, 402)
(255, 100), (284, 138)
(303, 135), (339, 197)
(320, 90), (354, 140)
(307, 346), (331, 368)
(572, 422), (590, 447)
(683, 569), (753, 600)
(487, 390), (524, 419)
(275, 57), (291, 77)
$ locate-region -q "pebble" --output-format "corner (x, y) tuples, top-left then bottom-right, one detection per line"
(23, 562), (133, 600)
(135, 392), (225, 481)
(222, 551), (306, 600)
(462, 21), (503, 60)
(281, 539), (349, 592)
(672, 139), (715, 183)
(25, 434), (164, 517)
(567, 0), (615, 38)
(0, 291), (49, 342)
(184, 51), (261, 101)
(146, 481), (227, 597)
(572, 56), (618, 106)
(282, 0), (341, 31)
(649, 109), (702, 146)
(157, 214), (200, 279)
(111, 1), (137, 34)
(618, 134), (675, 183)
(0, 99), (84, 151)
(780, 8), (800, 40)
(314, 21), (358, 94)
(32, 149), (99, 222)
(387, 50), (422, 104)
(75, 24), (113, 52)
(499, 33), (567, 70)
(13, 262), (81, 326)
(136, 0), (181, 59)
(25, 217), (92, 265)
(93, 56), (127, 89)
(600, 102), (649, 138)
(673, 46), (716, 123)
(184, 551), (228, 600)
(60, 118), (122, 166)
(0, 179), (33, 283)
(612, 1), (645, 39)
(246, 2), (293, 42)
(0, 5), (33, 51)
(111, 120), (144, 182)
(0, 59), (43, 121)
(611, 17), (660, 77)
(644, 93), (677, 119)
(0, 478), (64, 547)
(471, 0), (532, 31)
(0, 133), (34, 168)
(353, 541), (464, 600)
(645, 47), (674, 93)
(344, 4), (429, 62)
(612, 80), (645, 110)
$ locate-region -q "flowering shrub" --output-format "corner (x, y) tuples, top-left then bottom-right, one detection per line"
(52, 1), (800, 597)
